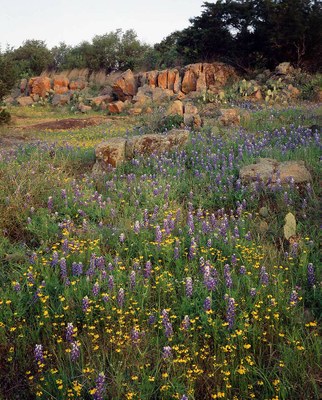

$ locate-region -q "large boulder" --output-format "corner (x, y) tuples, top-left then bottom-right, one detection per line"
(151, 87), (173, 103)
(53, 76), (69, 94)
(29, 77), (51, 98)
(218, 108), (240, 126)
(95, 137), (127, 169)
(181, 69), (197, 94)
(184, 103), (202, 129)
(126, 129), (189, 158)
(158, 70), (168, 90)
(89, 95), (113, 106)
(69, 79), (86, 91)
(147, 70), (159, 88)
(166, 100), (184, 116)
(108, 101), (125, 114)
(94, 129), (189, 170)
(112, 69), (137, 101)
(17, 96), (34, 106)
(52, 93), (71, 106)
(240, 158), (312, 185)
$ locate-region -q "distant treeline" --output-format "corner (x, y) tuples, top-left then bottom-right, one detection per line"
(0, 0), (321, 97)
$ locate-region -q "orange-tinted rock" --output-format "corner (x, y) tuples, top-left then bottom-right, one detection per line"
(20, 79), (28, 93)
(128, 107), (143, 116)
(90, 95), (113, 106)
(181, 69), (197, 94)
(147, 70), (159, 88)
(173, 70), (182, 93)
(167, 69), (176, 90)
(108, 101), (125, 114)
(157, 70), (168, 90)
(196, 71), (207, 92)
(29, 77), (51, 98)
(69, 79), (86, 90)
(112, 69), (137, 101)
(53, 76), (69, 94)
(166, 100), (184, 116)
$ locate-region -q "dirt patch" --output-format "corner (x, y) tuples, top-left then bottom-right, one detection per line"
(22, 117), (113, 131)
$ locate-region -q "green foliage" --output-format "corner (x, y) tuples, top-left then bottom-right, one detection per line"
(8, 39), (53, 77)
(0, 54), (16, 101)
(0, 108), (11, 124)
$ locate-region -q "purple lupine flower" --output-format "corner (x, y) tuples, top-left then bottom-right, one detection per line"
(289, 290), (299, 306)
(162, 346), (172, 359)
(239, 265), (246, 275)
(161, 309), (173, 338)
(203, 296), (212, 311)
(224, 264), (233, 289)
(129, 270), (136, 290)
(13, 282), (21, 292)
(245, 231), (252, 241)
(143, 209), (149, 227)
(62, 239), (69, 255)
(72, 262), (83, 276)
(260, 266), (269, 286)
(250, 288), (257, 297)
(71, 341), (80, 361)
(34, 344), (44, 362)
(66, 323), (75, 342)
(119, 233), (125, 243)
(47, 196), (53, 211)
(307, 263), (315, 287)
(148, 314), (156, 325)
(60, 258), (68, 280)
(188, 237), (197, 260)
(61, 189), (67, 200)
(117, 288), (125, 308)
(51, 251), (59, 267)
(93, 372), (105, 400)
(108, 275), (114, 291)
(82, 296), (89, 313)
(134, 220), (140, 234)
(92, 282), (100, 297)
(185, 277), (193, 298)
(181, 395), (188, 400)
(102, 294), (109, 303)
(155, 225), (162, 246)
(187, 212), (194, 235)
(174, 246), (179, 260)
(144, 260), (152, 279)
(131, 327), (140, 345)
(182, 315), (190, 330)
(226, 297), (236, 330)
(231, 254), (237, 266)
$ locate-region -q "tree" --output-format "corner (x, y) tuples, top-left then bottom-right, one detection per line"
(9, 40), (53, 77)
(0, 53), (16, 101)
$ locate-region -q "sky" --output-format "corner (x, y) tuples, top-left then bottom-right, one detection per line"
(0, 0), (206, 50)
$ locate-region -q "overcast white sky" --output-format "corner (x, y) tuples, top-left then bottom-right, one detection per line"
(0, 0), (206, 50)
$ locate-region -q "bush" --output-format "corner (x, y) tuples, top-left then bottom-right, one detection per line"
(0, 108), (11, 125)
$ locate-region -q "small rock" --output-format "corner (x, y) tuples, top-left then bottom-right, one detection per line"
(284, 212), (296, 240)
(218, 108), (240, 126)
(108, 101), (125, 114)
(79, 104), (92, 113)
(259, 220), (269, 234)
(259, 207), (269, 218)
(16, 96), (34, 106)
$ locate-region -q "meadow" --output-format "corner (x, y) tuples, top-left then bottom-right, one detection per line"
(0, 101), (321, 400)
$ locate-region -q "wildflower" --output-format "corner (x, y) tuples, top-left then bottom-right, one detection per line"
(72, 262), (83, 276)
(117, 288), (125, 308)
(129, 270), (136, 290)
(134, 220), (140, 234)
(226, 297), (236, 330)
(92, 372), (105, 400)
(71, 341), (80, 361)
(289, 290), (299, 306)
(144, 261), (152, 279)
(162, 346), (172, 359)
(239, 265), (246, 275)
(82, 296), (89, 313)
(204, 296), (212, 312)
(66, 323), (75, 342)
(182, 315), (190, 330)
(260, 266), (269, 286)
(34, 344), (44, 363)
(185, 277), (193, 298)
(155, 225), (162, 246)
(108, 275), (114, 291)
(47, 196), (53, 211)
(189, 237), (197, 260)
(250, 288), (256, 297)
(161, 309), (173, 338)
(119, 233), (125, 243)
(307, 263), (315, 287)
(92, 282), (100, 297)
(224, 264), (233, 288)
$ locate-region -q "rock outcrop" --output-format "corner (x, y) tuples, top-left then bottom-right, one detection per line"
(94, 129), (189, 171)
(240, 158), (312, 185)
